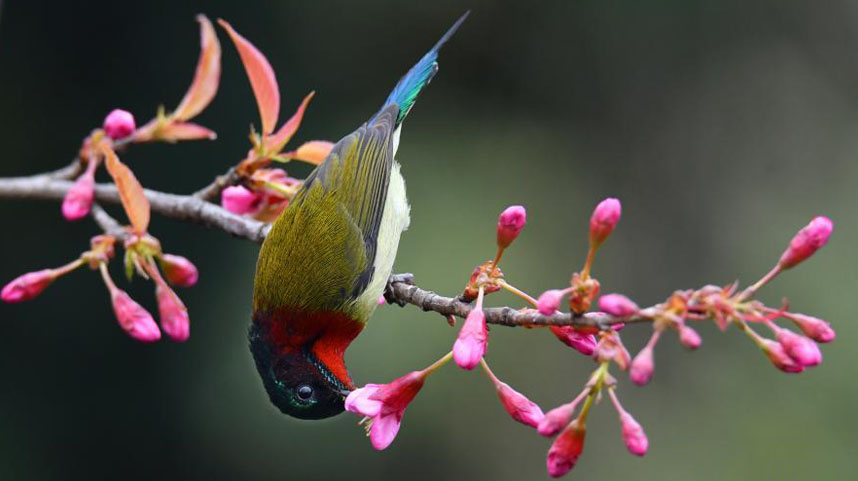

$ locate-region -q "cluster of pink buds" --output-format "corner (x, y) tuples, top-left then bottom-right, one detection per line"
(2, 232), (199, 343)
(347, 199), (834, 477)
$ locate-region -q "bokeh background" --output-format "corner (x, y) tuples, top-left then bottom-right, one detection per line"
(1, 0), (856, 479)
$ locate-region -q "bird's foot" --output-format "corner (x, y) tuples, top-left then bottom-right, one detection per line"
(384, 273), (414, 307)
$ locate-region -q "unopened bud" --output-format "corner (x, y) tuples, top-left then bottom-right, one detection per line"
(221, 185), (262, 215)
(156, 283), (190, 342)
(537, 289), (565, 316)
(1, 269), (57, 303)
(778, 216), (833, 270)
(159, 254), (199, 287)
(453, 307), (487, 370)
(546, 420), (586, 478)
(589, 197), (621, 248)
(111, 289), (161, 342)
(630, 344), (655, 386)
(103, 109), (136, 140)
(598, 293), (639, 317)
(678, 324), (702, 350)
(785, 312), (835, 343)
(775, 328), (821, 367)
(494, 381), (544, 428)
(497, 205), (527, 249)
(760, 338), (804, 373)
(619, 411), (648, 456)
(61, 170), (95, 221)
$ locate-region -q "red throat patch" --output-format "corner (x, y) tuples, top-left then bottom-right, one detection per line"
(255, 308), (364, 389)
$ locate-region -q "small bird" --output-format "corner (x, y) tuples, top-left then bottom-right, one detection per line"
(250, 13), (468, 420)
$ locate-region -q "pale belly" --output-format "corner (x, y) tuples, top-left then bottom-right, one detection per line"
(350, 160), (410, 320)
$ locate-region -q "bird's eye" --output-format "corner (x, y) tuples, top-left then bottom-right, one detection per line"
(296, 384), (314, 401)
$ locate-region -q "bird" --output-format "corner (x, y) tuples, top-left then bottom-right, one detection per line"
(249, 12), (469, 420)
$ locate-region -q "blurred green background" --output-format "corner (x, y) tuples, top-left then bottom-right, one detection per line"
(1, 0), (856, 479)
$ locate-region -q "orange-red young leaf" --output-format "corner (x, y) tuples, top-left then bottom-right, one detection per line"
(218, 19), (280, 135)
(102, 145), (151, 234)
(287, 140), (334, 165)
(173, 15), (221, 121)
(266, 91), (315, 153)
(158, 122), (217, 142)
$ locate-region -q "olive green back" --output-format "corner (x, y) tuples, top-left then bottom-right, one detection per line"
(253, 104), (398, 321)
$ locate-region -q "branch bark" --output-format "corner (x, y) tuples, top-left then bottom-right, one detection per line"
(0, 167), (636, 329)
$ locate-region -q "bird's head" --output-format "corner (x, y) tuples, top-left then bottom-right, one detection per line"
(249, 309), (363, 420)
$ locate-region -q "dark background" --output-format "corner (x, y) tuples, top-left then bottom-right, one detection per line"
(1, 1), (856, 479)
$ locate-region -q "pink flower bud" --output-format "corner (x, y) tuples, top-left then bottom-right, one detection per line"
(111, 289), (161, 342)
(775, 328), (821, 367)
(678, 324), (702, 350)
(598, 293), (639, 317)
(156, 283), (190, 342)
(1, 269), (56, 303)
(589, 197), (621, 247)
(159, 254), (199, 287)
(221, 185), (262, 215)
(549, 326), (597, 356)
(537, 289), (565, 316)
(630, 345), (655, 386)
(760, 338), (804, 373)
(61, 170), (95, 221)
(778, 216), (833, 270)
(620, 411), (648, 456)
(494, 381), (544, 428)
(378, 295), (386, 305)
(103, 109), (136, 140)
(786, 313), (835, 343)
(546, 420), (586, 478)
(453, 307), (488, 370)
(496, 205), (527, 249)
(539, 401), (579, 437)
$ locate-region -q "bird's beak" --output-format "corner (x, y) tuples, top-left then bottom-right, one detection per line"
(339, 389), (352, 398)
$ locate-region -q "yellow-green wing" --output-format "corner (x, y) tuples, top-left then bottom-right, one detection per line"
(253, 104), (397, 316)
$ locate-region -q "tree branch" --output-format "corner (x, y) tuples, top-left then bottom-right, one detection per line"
(0, 168), (636, 329)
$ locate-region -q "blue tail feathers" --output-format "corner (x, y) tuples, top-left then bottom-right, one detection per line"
(383, 11), (469, 126)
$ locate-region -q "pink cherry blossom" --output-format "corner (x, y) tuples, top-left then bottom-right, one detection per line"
(785, 312), (835, 343)
(760, 338), (804, 373)
(678, 324), (702, 350)
(345, 371), (426, 450)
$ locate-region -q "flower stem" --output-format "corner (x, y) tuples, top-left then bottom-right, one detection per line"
(497, 280), (538, 307)
(422, 351), (454, 376)
(578, 362), (610, 422)
(581, 245), (597, 280)
(55, 258), (85, 277)
(490, 245), (505, 276)
(737, 264), (782, 302)
(479, 358), (501, 386)
(98, 262), (116, 292)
